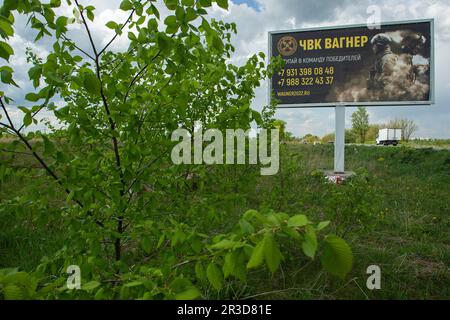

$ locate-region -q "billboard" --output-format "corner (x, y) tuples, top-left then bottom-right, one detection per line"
(269, 19), (434, 107)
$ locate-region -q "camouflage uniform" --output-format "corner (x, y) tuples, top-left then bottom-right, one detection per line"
(368, 34), (398, 90)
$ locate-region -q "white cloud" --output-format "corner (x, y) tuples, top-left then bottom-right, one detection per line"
(2, 0), (450, 138)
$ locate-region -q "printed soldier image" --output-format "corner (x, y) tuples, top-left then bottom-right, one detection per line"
(367, 33), (398, 90)
(363, 30), (430, 101)
(331, 26), (431, 103)
(400, 33), (428, 84)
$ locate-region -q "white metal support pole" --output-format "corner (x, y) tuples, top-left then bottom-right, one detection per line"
(334, 106), (345, 173)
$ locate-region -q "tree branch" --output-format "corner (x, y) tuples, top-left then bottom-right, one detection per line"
(61, 34), (96, 61)
(75, 0), (127, 261)
(74, 0), (98, 57)
(122, 32), (177, 104)
(17, 99), (50, 133)
(76, 0), (124, 188)
(0, 97), (104, 227)
(0, 121), (14, 132)
(123, 62), (150, 103)
(0, 148), (33, 156)
(98, 9), (135, 56)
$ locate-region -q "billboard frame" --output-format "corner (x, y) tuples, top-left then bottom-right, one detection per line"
(268, 19), (435, 108)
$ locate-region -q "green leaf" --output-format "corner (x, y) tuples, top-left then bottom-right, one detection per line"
(243, 209), (259, 220)
(156, 234), (165, 248)
(164, 15), (177, 27)
(42, 135), (56, 156)
(0, 41), (13, 61)
(0, 66), (17, 86)
(195, 262), (206, 281)
(302, 225), (317, 259)
(86, 9), (94, 21)
(211, 34), (223, 51)
(164, 15), (178, 33)
(164, 0), (178, 11)
(83, 281), (100, 291)
(106, 21), (118, 30)
(182, 0), (195, 6)
(206, 263), (223, 290)
(239, 219), (254, 234)
(263, 233), (282, 273)
(120, 0), (133, 11)
(287, 214), (308, 227)
(210, 239), (241, 250)
(28, 66), (42, 88)
(252, 110), (263, 125)
(247, 237), (265, 269)
(175, 287), (201, 300)
(3, 284), (24, 300)
(124, 280), (143, 287)
(2, 0), (19, 12)
(50, 0), (61, 8)
(321, 235), (353, 279)
(266, 213), (281, 227)
(55, 16), (68, 37)
(140, 237), (151, 254)
(25, 93), (40, 102)
(175, 7), (185, 20)
(23, 112), (32, 127)
(185, 8), (197, 22)
(83, 72), (101, 95)
(66, 190), (74, 203)
(231, 250), (247, 281)
(157, 33), (172, 53)
(199, 0), (212, 7)
(149, 4), (160, 19)
(216, 0), (228, 10)
(91, 287), (105, 300)
(0, 19), (14, 38)
(317, 221), (330, 231)
(222, 252), (235, 279)
(128, 31), (137, 41)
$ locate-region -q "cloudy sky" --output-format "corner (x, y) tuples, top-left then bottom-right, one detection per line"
(2, 0), (450, 138)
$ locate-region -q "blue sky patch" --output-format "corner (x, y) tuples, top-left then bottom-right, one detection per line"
(231, 0), (261, 11)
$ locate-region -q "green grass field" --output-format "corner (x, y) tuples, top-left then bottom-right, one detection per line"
(1, 142), (449, 299)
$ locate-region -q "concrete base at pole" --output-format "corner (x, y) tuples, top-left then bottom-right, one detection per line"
(323, 170), (355, 184)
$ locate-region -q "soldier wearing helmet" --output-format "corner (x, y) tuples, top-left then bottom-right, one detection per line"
(401, 33), (426, 55)
(367, 33), (398, 90)
(400, 33), (427, 83)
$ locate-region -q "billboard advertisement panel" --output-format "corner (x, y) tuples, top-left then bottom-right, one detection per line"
(269, 20), (434, 107)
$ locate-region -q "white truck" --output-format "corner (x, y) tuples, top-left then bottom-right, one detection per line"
(376, 128), (402, 146)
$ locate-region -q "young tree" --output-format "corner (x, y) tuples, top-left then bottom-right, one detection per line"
(272, 119), (286, 140)
(0, 0), (353, 299)
(345, 129), (357, 144)
(387, 118), (418, 141)
(351, 107), (369, 143)
(321, 133), (334, 144)
(302, 133), (320, 144)
(366, 124), (381, 142)
(320, 131), (356, 144)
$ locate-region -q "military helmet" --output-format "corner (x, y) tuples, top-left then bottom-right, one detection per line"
(370, 33), (393, 47)
(401, 33), (426, 53)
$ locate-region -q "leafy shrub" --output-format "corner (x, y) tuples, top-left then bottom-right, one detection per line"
(0, 0), (352, 299)
(320, 169), (383, 235)
(0, 209), (352, 299)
